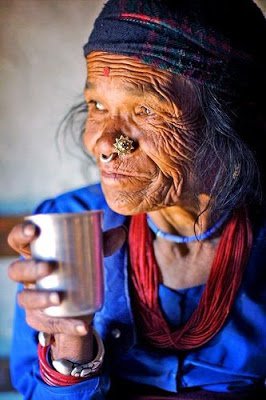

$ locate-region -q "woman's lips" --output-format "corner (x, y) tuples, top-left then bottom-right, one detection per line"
(101, 171), (130, 180)
(100, 169), (150, 181)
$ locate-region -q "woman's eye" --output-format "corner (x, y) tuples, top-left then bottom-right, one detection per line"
(95, 101), (106, 111)
(137, 106), (153, 116)
(88, 100), (106, 111)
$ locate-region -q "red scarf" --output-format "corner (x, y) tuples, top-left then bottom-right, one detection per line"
(129, 209), (253, 350)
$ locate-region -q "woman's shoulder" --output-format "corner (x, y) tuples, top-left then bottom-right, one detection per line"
(33, 182), (107, 214)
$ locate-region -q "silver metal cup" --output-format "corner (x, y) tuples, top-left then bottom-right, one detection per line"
(25, 210), (104, 317)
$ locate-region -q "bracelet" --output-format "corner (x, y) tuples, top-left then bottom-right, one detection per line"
(38, 328), (105, 385)
(51, 329), (105, 378)
(38, 344), (83, 386)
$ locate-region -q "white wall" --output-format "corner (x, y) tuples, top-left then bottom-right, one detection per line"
(0, 0), (104, 214)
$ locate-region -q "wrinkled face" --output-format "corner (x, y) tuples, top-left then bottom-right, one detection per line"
(83, 51), (203, 215)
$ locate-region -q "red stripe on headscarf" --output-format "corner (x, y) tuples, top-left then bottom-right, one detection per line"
(120, 13), (161, 24)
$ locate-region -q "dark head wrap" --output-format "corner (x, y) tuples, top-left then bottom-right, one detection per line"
(83, 0), (266, 95)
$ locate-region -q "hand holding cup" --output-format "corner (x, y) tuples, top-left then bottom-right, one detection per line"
(7, 213), (127, 363)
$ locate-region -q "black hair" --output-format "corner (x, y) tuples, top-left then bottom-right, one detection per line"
(191, 82), (264, 220)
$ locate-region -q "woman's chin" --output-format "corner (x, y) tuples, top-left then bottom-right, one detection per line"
(105, 197), (139, 215)
(102, 188), (145, 215)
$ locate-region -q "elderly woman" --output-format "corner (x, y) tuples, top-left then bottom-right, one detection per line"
(7, 0), (266, 399)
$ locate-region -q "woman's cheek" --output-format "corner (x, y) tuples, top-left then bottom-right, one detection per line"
(141, 125), (193, 186)
(139, 124), (177, 165)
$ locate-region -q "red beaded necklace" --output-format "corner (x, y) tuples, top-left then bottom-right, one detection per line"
(129, 208), (253, 350)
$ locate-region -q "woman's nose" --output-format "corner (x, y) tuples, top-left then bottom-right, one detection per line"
(97, 130), (135, 162)
(96, 130), (120, 161)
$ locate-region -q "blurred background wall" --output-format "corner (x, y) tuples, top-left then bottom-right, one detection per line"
(0, 1), (104, 398)
(0, 0), (104, 215)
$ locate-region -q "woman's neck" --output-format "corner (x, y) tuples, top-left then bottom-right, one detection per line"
(147, 202), (221, 289)
(147, 200), (211, 240)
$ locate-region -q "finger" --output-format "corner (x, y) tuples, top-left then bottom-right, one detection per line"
(7, 222), (40, 258)
(18, 289), (61, 310)
(26, 310), (91, 336)
(103, 225), (128, 257)
(8, 259), (57, 284)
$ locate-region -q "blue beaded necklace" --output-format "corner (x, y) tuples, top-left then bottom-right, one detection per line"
(146, 212), (230, 243)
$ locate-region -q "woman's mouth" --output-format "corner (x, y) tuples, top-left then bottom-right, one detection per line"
(100, 169), (150, 183)
(101, 171), (129, 180)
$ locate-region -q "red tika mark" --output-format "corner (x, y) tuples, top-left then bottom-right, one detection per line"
(103, 66), (110, 77)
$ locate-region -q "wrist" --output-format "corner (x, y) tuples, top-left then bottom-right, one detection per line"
(38, 328), (105, 385)
(51, 326), (94, 363)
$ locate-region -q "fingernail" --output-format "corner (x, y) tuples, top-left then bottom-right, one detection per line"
(23, 222), (36, 237)
(76, 324), (87, 335)
(49, 293), (60, 305)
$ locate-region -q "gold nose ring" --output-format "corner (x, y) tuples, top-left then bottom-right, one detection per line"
(113, 135), (134, 157)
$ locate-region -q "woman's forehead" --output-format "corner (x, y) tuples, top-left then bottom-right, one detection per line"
(85, 51), (198, 111)
(85, 51), (187, 107)
(86, 51), (173, 83)
(85, 78), (165, 102)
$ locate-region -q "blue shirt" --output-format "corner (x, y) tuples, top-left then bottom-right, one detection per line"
(10, 184), (266, 399)
(159, 284), (205, 328)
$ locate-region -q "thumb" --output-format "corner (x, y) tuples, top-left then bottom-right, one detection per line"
(103, 225), (128, 257)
